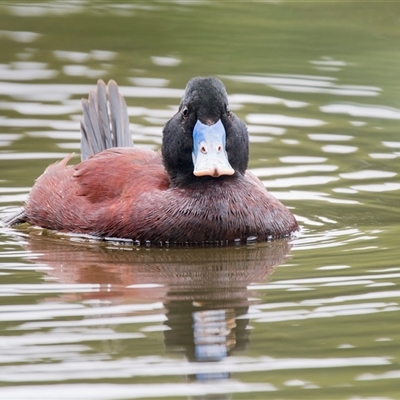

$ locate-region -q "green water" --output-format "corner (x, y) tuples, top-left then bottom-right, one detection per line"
(0, 2), (400, 399)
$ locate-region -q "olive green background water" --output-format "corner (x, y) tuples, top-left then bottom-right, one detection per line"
(0, 2), (400, 399)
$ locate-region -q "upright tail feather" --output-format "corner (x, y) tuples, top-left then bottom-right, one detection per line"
(80, 80), (133, 161)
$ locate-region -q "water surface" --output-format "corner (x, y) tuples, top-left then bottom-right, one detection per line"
(1, 2), (400, 399)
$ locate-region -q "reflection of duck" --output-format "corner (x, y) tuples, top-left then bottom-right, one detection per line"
(6, 77), (298, 243)
(22, 234), (291, 394)
(22, 233), (291, 303)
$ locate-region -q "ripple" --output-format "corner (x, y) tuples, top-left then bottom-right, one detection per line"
(382, 141), (400, 149)
(349, 120), (367, 127)
(0, 187), (30, 194)
(247, 125), (285, 135)
(262, 175), (339, 188)
(0, 283), (103, 297)
(224, 74), (380, 97)
(284, 379), (311, 387)
(321, 103), (400, 120)
(90, 50), (116, 61)
(280, 156), (327, 163)
(281, 139), (299, 145)
(0, 331), (144, 347)
(0, 134), (23, 146)
(0, 82), (92, 100)
(317, 265), (351, 270)
(357, 370), (400, 381)
(0, 344), (90, 364)
(11, 62), (48, 70)
(321, 145), (358, 154)
(0, 101), (81, 115)
(54, 51), (90, 63)
(16, 314), (167, 329)
(248, 301), (398, 322)
(272, 190), (359, 204)
(249, 136), (273, 143)
(0, 194), (28, 204)
(0, 69), (57, 81)
(251, 164), (336, 178)
(27, 131), (81, 139)
(350, 183), (400, 192)
(151, 56), (181, 67)
(0, 152), (70, 160)
(5, 3), (84, 17)
(62, 65), (104, 78)
(310, 59), (349, 67)
(0, 382), (276, 399)
(369, 153), (397, 159)
(308, 133), (353, 142)
(0, 30), (41, 43)
(340, 170), (396, 180)
(0, 355), (389, 383)
(272, 85), (379, 96)
(129, 77), (169, 87)
(333, 188), (357, 194)
(1, 302), (164, 324)
(0, 117), (77, 129)
(246, 114), (326, 127)
(228, 93), (307, 108)
(0, 82), (185, 101)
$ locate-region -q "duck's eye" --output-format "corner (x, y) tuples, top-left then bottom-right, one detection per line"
(226, 105), (232, 116)
(182, 106), (189, 119)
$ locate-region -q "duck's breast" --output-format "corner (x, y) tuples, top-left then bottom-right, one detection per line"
(114, 174), (298, 243)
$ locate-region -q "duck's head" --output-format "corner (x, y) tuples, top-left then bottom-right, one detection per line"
(162, 77), (249, 186)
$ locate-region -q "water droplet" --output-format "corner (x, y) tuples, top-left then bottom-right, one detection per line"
(246, 236), (258, 244)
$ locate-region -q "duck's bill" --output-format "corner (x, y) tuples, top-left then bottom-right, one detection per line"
(192, 119), (235, 178)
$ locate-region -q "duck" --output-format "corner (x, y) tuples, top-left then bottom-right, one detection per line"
(5, 77), (299, 244)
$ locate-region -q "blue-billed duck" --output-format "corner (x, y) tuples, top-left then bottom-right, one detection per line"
(5, 77), (299, 244)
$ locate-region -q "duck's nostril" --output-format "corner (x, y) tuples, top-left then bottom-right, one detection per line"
(216, 145), (222, 153)
(200, 145), (207, 154)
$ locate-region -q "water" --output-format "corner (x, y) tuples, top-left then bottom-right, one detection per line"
(1, 2), (400, 399)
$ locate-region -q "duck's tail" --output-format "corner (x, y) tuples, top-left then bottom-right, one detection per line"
(1, 210), (26, 227)
(80, 79), (133, 161)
